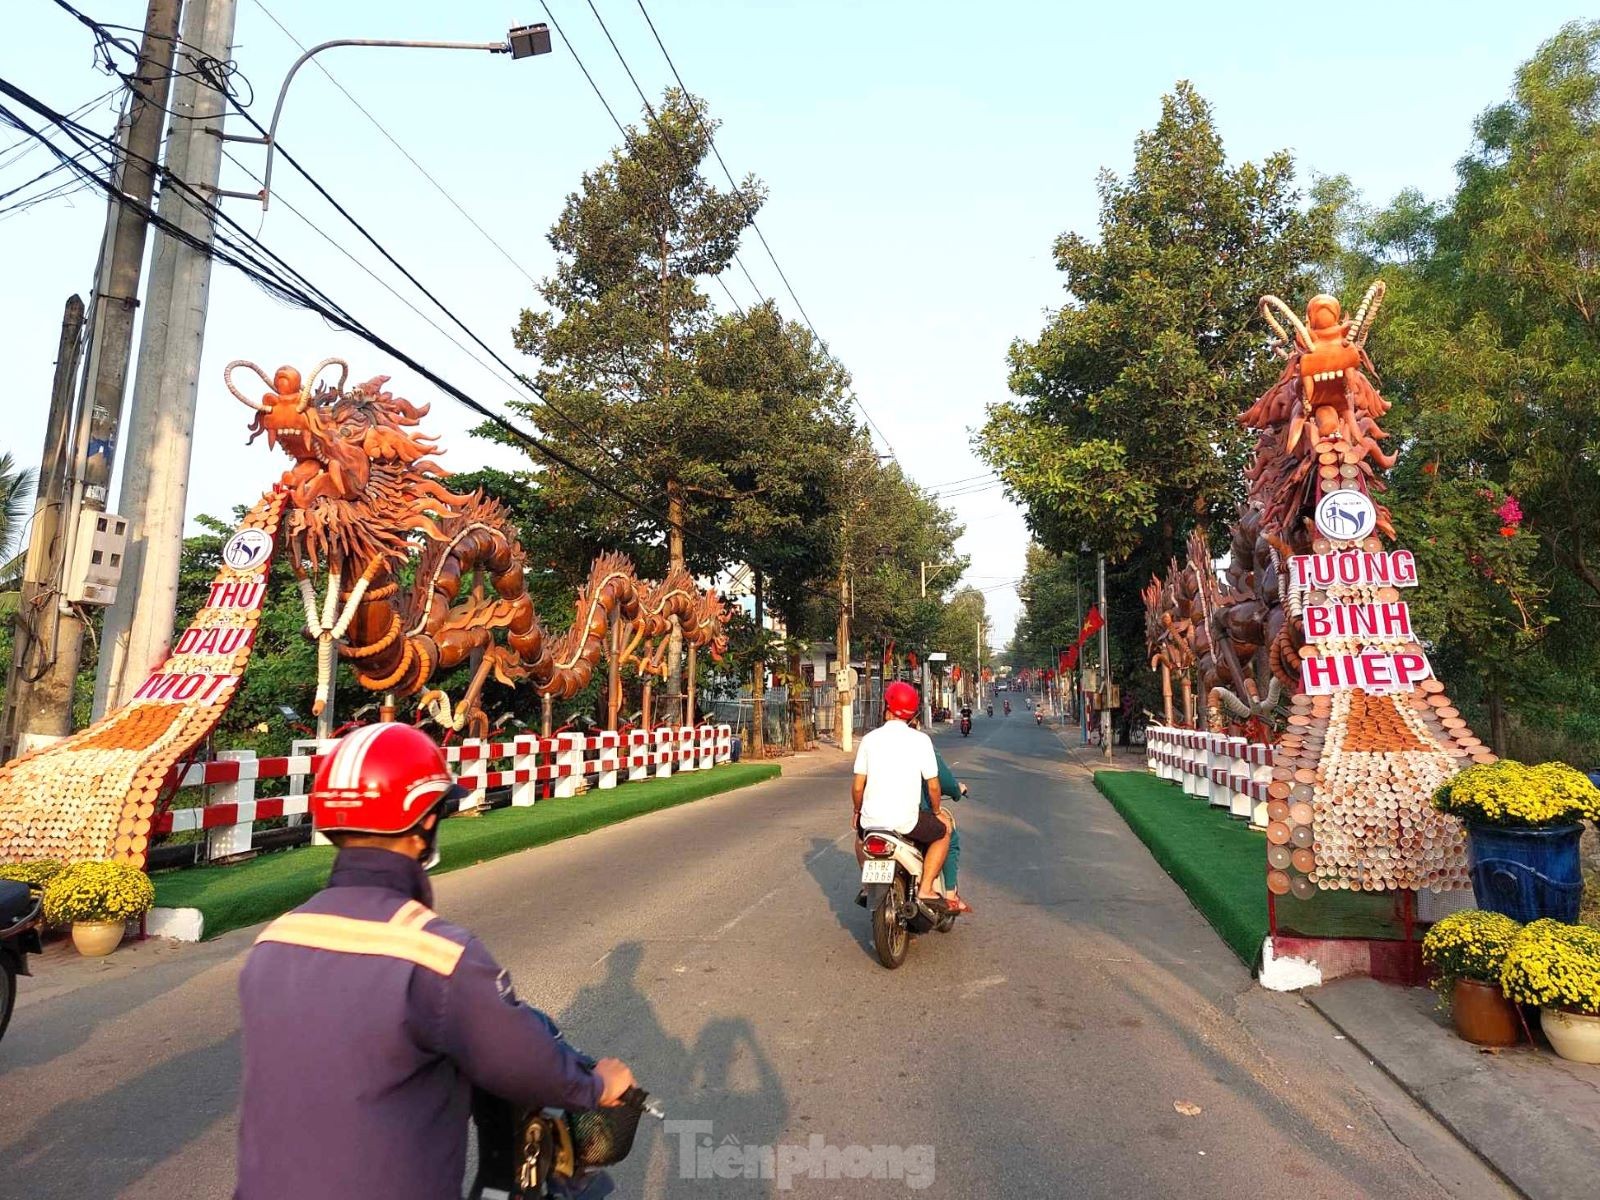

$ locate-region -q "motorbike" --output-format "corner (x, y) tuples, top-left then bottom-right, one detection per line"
(858, 824), (960, 969)
(959, 713), (972, 737)
(1035, 711), (1044, 726)
(0, 878), (44, 1044)
(469, 1016), (662, 1199)
(986, 705), (993, 718)
(1003, 701), (1011, 717)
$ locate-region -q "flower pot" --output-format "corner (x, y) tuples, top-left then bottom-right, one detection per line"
(1465, 821), (1585, 924)
(1450, 978), (1521, 1046)
(1540, 1008), (1600, 1064)
(70, 919), (125, 957)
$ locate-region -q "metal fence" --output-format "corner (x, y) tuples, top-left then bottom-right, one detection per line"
(699, 689), (820, 752)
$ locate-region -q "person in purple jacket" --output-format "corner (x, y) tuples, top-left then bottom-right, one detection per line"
(235, 723), (634, 1200)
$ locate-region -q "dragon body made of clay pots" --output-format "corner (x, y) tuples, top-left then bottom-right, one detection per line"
(226, 360), (729, 738)
(1145, 283), (1388, 732)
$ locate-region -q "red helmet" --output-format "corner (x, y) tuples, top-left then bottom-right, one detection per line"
(884, 680), (920, 720)
(310, 724), (464, 835)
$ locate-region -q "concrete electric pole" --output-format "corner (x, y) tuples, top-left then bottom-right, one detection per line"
(1098, 552), (1112, 761)
(1, 296), (86, 760)
(96, 0), (239, 717)
(28, 0), (183, 738)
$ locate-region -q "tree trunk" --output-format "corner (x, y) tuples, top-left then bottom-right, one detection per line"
(788, 644), (804, 750)
(664, 478), (686, 725)
(751, 567), (766, 758)
(1487, 689), (1507, 757)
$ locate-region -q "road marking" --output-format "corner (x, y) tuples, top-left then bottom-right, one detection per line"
(960, 975), (1007, 1000)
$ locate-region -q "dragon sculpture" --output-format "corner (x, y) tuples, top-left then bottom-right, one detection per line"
(226, 360), (730, 738)
(1145, 283), (1482, 894)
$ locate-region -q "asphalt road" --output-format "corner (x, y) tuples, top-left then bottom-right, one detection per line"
(1, 713), (1513, 1199)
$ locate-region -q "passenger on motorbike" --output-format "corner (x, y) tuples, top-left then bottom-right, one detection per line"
(235, 724), (635, 1200)
(909, 711), (971, 914)
(851, 681), (952, 912)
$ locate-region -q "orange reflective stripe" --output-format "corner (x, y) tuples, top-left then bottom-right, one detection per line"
(255, 912), (464, 976)
(389, 900), (435, 929)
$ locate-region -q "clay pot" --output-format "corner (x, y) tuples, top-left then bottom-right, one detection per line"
(1541, 1008), (1600, 1064)
(1450, 978), (1520, 1047)
(71, 919), (126, 957)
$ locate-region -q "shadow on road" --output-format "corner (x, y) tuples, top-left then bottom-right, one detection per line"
(559, 940), (791, 1197)
(5, 1033), (238, 1198)
(802, 836), (876, 959)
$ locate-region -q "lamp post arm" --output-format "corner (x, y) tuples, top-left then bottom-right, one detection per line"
(247, 38), (509, 208)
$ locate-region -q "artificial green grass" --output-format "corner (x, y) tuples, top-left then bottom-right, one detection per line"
(1093, 770), (1404, 971)
(154, 762), (781, 939)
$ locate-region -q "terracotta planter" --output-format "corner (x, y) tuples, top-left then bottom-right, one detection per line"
(1541, 1008), (1600, 1064)
(71, 919), (126, 957)
(1450, 978), (1521, 1047)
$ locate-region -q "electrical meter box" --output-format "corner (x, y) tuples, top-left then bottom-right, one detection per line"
(65, 510), (129, 606)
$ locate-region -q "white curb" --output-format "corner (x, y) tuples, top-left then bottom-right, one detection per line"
(146, 907), (205, 942)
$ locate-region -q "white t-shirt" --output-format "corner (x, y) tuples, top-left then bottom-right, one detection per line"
(853, 719), (939, 834)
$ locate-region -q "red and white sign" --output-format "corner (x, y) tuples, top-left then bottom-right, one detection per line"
(1299, 650), (1433, 696)
(1303, 602), (1413, 643)
(1289, 550), (1417, 591)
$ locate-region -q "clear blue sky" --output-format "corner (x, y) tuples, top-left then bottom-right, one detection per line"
(1, 0), (1587, 644)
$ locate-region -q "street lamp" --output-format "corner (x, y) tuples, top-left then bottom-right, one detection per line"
(215, 23), (554, 208)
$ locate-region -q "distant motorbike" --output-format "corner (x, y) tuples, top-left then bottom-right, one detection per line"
(960, 713), (972, 737)
(1035, 711), (1043, 726)
(858, 825), (960, 969)
(986, 705), (993, 718)
(0, 878), (44, 1044)
(1003, 701), (1011, 716)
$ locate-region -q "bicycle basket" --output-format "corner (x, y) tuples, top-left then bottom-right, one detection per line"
(565, 1088), (650, 1168)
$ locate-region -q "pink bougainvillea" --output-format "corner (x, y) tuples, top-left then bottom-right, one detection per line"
(1497, 496), (1523, 525)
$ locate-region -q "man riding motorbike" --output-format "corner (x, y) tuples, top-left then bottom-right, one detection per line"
(235, 723), (635, 1200)
(851, 681), (952, 912)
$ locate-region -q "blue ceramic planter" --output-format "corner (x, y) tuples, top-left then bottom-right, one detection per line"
(1465, 821), (1585, 924)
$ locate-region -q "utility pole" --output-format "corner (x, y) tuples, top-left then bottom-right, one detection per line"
(751, 567), (765, 757)
(1, 297), (86, 759)
(836, 559), (853, 753)
(97, 0), (239, 716)
(1098, 553), (1112, 761)
(32, 0), (183, 736)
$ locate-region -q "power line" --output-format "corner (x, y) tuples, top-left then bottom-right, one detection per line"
(580, 0), (768, 310)
(243, 0), (541, 291)
(630, 0), (899, 461)
(536, 0), (748, 321)
(0, 76), (867, 617)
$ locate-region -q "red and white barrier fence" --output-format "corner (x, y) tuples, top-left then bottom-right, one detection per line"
(1144, 726), (1275, 827)
(152, 723), (736, 862)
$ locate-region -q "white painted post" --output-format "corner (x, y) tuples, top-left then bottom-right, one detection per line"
(653, 726), (674, 779)
(627, 729), (650, 783)
(716, 723), (732, 764)
(206, 749), (256, 861)
(696, 723), (715, 771)
(455, 740), (487, 813)
(677, 725), (698, 772)
(511, 734), (539, 807)
(597, 730), (619, 790)
(294, 737), (336, 845)
(555, 733), (584, 798)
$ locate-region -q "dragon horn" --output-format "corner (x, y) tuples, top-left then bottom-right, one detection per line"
(224, 359), (272, 411)
(301, 357), (350, 412)
(1259, 295), (1312, 352)
(1346, 279), (1386, 348)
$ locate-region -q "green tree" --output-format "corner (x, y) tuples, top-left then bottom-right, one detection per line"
(1322, 22), (1600, 756)
(0, 451), (36, 597)
(491, 88), (763, 701)
(978, 81), (1335, 562)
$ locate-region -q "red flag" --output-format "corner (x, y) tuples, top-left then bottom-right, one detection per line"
(907, 651), (918, 670)
(1058, 650), (1071, 674)
(952, 665), (962, 681)
(1078, 606), (1105, 642)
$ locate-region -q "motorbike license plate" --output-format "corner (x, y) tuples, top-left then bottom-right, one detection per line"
(861, 859), (896, 884)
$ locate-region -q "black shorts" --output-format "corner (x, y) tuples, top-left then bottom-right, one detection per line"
(859, 808), (948, 850)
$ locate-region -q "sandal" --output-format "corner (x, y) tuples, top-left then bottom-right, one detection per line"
(916, 894), (950, 913)
(949, 896), (974, 915)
